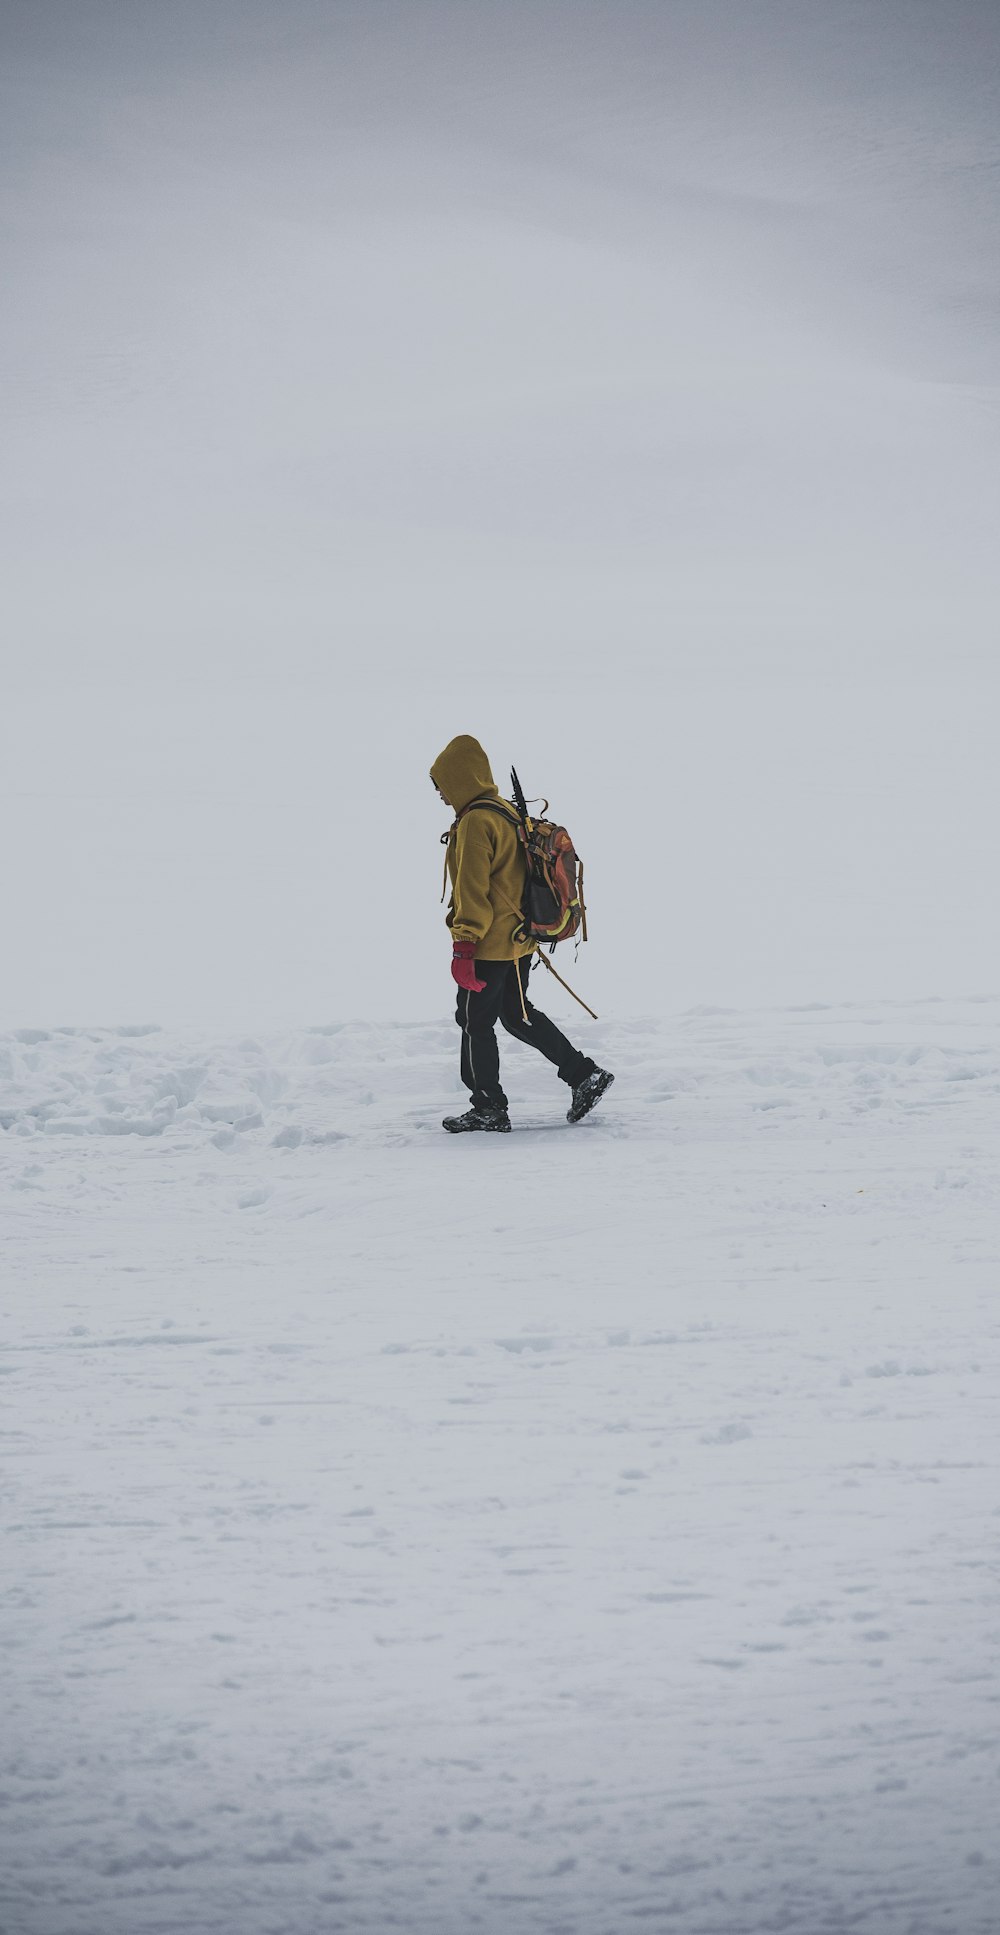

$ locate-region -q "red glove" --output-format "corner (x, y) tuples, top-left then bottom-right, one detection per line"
(451, 941), (487, 992)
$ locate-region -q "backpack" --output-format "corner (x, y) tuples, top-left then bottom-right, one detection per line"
(462, 767), (588, 950)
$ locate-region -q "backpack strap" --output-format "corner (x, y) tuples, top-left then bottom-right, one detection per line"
(453, 799), (531, 943)
(457, 799), (522, 832)
(439, 799), (522, 903)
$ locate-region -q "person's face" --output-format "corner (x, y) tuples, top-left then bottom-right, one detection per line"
(431, 778), (450, 806)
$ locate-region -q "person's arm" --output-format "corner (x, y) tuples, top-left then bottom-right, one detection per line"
(451, 812), (495, 947)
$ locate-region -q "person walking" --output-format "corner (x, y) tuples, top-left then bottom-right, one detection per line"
(430, 734), (614, 1133)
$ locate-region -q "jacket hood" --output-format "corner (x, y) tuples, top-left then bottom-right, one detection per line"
(430, 735), (499, 813)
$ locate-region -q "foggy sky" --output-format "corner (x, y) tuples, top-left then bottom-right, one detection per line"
(2, 2), (998, 1025)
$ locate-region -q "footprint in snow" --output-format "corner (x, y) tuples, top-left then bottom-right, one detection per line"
(701, 1421), (753, 1445)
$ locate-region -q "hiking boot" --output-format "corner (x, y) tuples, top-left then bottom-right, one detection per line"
(442, 1104), (512, 1134)
(567, 1068), (614, 1124)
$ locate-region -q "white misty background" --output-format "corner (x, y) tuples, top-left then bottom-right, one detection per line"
(2, 0), (998, 1028)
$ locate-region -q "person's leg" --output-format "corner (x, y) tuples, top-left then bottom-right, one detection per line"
(456, 960), (510, 1109)
(499, 956), (598, 1089)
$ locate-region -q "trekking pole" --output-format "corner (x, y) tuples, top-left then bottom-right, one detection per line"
(510, 766), (530, 828)
(534, 949), (599, 1020)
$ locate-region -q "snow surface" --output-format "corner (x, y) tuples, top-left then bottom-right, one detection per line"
(3, 995), (999, 1934)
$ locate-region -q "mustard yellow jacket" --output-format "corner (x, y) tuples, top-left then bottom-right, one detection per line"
(431, 736), (534, 962)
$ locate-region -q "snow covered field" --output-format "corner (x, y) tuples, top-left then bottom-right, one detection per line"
(3, 993), (998, 1935)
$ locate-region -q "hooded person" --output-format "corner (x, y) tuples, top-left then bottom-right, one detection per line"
(430, 734), (614, 1133)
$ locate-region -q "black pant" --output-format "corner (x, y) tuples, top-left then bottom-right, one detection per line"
(456, 956), (596, 1110)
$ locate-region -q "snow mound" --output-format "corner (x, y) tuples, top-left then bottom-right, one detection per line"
(3, 998), (999, 1154)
